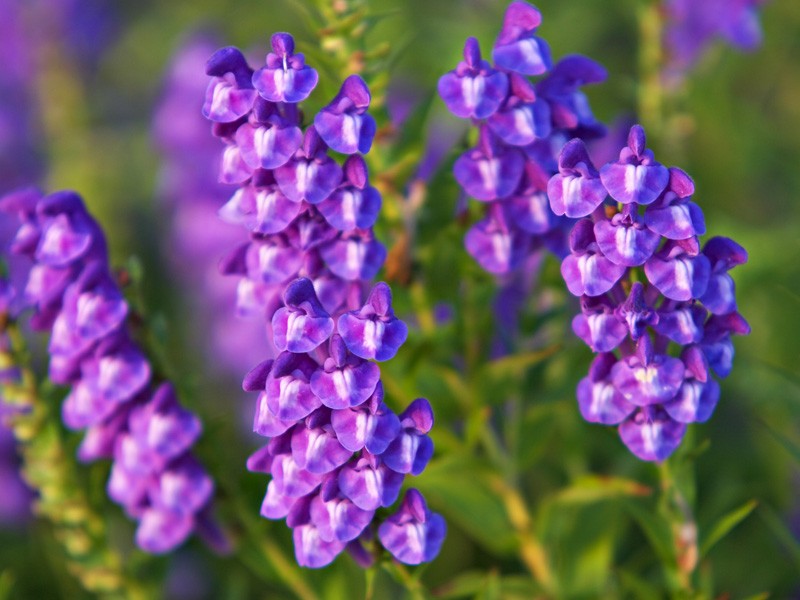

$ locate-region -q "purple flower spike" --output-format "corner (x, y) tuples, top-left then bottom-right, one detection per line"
(454, 127), (525, 201)
(338, 452), (404, 511)
(272, 278), (334, 353)
(618, 406), (686, 462)
(594, 208), (661, 267)
(577, 354), (636, 425)
(275, 127), (343, 204)
(378, 489), (446, 565)
(382, 398), (434, 475)
(599, 125), (670, 206)
(338, 282), (408, 362)
(265, 352), (321, 422)
(314, 75), (377, 155)
(560, 220), (626, 297)
(317, 156), (382, 231)
(203, 47), (257, 122)
(547, 139), (607, 218)
(252, 33), (319, 104)
(310, 334), (381, 409)
(330, 383), (402, 454)
(438, 37), (509, 120)
(492, 1), (552, 76)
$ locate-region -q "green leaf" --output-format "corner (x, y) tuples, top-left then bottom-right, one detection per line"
(413, 457), (517, 556)
(700, 499), (758, 557)
(0, 572), (14, 600)
(622, 501), (675, 566)
(614, 569), (662, 600)
(759, 418), (800, 462)
(549, 475), (651, 506)
(479, 347), (560, 383)
(433, 572), (540, 600)
(758, 504), (800, 570)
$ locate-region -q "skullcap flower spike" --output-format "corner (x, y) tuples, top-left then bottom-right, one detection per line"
(550, 124), (748, 461)
(204, 32), (444, 568)
(0, 188), (216, 553)
(440, 2), (607, 277)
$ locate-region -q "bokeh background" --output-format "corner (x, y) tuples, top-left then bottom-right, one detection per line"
(1, 0), (799, 597)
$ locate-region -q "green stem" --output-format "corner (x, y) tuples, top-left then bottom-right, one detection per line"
(638, 1), (664, 138)
(657, 460), (698, 597)
(1, 319), (148, 600)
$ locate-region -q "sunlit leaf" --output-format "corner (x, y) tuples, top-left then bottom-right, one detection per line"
(700, 500), (758, 557)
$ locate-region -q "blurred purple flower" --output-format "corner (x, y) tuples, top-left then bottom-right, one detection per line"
(1, 189), (217, 553)
(663, 0), (769, 83)
(154, 35), (272, 377)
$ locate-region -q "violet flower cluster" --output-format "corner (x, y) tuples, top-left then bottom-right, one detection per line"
(203, 33), (445, 567)
(0, 188), (215, 552)
(549, 125), (749, 461)
(438, 0), (606, 275)
(663, 0), (768, 82)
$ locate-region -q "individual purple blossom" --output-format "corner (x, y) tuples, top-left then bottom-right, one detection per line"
(551, 125), (749, 461)
(1, 188), (216, 553)
(206, 33), (444, 567)
(252, 33), (319, 104)
(491, 1), (552, 76)
(378, 489), (447, 566)
(439, 1), (607, 282)
(314, 75), (377, 155)
(438, 37), (509, 120)
(338, 283), (408, 362)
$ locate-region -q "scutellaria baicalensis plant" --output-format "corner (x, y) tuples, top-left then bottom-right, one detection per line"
(438, 0), (607, 275)
(549, 125), (750, 461)
(203, 32), (445, 568)
(0, 187), (217, 553)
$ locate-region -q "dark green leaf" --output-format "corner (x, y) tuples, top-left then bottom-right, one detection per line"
(700, 500), (758, 557)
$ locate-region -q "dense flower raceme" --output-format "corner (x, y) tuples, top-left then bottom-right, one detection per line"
(438, 0), (607, 275)
(0, 188), (216, 553)
(203, 33), (445, 567)
(663, 0), (768, 82)
(549, 125), (749, 461)
(154, 35), (271, 376)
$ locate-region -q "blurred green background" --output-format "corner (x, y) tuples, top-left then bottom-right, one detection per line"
(1, 0), (799, 598)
